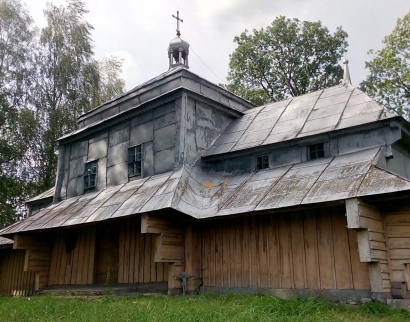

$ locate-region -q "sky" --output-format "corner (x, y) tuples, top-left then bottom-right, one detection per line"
(28, 0), (409, 91)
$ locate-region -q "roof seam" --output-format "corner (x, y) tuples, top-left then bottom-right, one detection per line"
(295, 90), (324, 136)
(354, 147), (383, 196)
(261, 99), (293, 145)
(333, 87), (356, 130)
(217, 172), (255, 211)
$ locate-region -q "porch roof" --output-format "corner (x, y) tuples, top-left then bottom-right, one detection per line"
(2, 146), (410, 236)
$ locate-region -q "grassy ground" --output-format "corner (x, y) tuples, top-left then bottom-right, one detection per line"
(0, 294), (409, 322)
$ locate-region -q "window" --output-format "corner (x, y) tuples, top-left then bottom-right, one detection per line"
(308, 143), (325, 160)
(128, 145), (142, 177)
(84, 161), (97, 189)
(256, 155), (269, 170)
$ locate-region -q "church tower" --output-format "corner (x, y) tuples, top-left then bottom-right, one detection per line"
(168, 11), (189, 69)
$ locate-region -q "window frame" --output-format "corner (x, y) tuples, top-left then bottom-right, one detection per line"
(84, 160), (98, 190)
(307, 143), (325, 160)
(256, 154), (270, 170)
(128, 144), (142, 178)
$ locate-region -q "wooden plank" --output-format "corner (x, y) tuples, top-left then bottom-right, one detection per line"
(229, 220), (237, 288)
(209, 225), (216, 287)
(241, 217), (250, 288)
(317, 212), (335, 289)
(385, 214), (410, 224)
(345, 198), (360, 228)
(331, 210), (353, 289)
(128, 218), (136, 283)
(185, 225), (194, 289)
(222, 220), (230, 288)
(134, 219), (141, 283)
(387, 237), (410, 249)
(143, 234), (151, 282)
(141, 214), (181, 234)
(214, 222), (223, 287)
(290, 214), (306, 289)
(138, 230), (145, 283)
(87, 226), (96, 284)
(233, 219), (242, 288)
(303, 212), (319, 289)
(118, 220), (125, 283)
(278, 215), (292, 289)
(268, 215), (280, 289)
(258, 216), (269, 289)
(386, 225), (410, 236)
(249, 217), (258, 288)
(347, 229), (370, 289)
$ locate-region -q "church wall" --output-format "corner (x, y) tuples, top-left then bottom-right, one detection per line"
(59, 101), (178, 199)
(0, 249), (36, 296)
(200, 207), (370, 295)
(176, 95), (234, 167)
(383, 203), (410, 298)
(118, 217), (168, 284)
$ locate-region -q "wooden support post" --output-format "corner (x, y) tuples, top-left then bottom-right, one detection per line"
(12, 234), (52, 291)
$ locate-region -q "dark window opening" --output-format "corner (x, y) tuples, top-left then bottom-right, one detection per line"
(84, 161), (97, 189)
(308, 143), (325, 160)
(256, 155), (269, 170)
(128, 145), (142, 177)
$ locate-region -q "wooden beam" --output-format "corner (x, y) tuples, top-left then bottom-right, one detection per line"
(141, 214), (182, 234)
(13, 234), (52, 252)
(154, 233), (184, 262)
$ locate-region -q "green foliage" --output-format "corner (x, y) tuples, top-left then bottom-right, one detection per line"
(360, 11), (410, 119)
(0, 0), (125, 226)
(0, 294), (410, 322)
(226, 16), (348, 105)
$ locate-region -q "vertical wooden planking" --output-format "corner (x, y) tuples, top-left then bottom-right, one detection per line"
(222, 220), (230, 287)
(347, 229), (370, 289)
(332, 209), (353, 289)
(317, 211), (335, 289)
(134, 219), (141, 283)
(234, 219), (242, 288)
(143, 234), (151, 282)
(250, 217), (259, 288)
(87, 226), (96, 284)
(303, 211), (320, 289)
(268, 215), (280, 289)
(242, 217), (250, 288)
(129, 218), (136, 283)
(118, 220), (125, 283)
(150, 235), (156, 282)
(214, 222), (223, 287)
(123, 220), (131, 284)
(58, 232), (67, 285)
(229, 219), (236, 288)
(138, 228), (145, 283)
(291, 214), (306, 289)
(279, 215), (293, 289)
(209, 225), (216, 287)
(258, 216), (269, 289)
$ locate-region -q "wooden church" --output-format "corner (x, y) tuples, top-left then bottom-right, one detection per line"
(2, 14), (410, 307)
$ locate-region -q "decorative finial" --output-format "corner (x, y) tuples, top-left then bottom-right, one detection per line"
(343, 56), (351, 85)
(172, 10), (183, 37)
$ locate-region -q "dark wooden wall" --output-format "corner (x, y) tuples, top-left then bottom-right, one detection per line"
(49, 226), (96, 285)
(0, 249), (36, 296)
(201, 207), (370, 290)
(118, 217), (168, 284)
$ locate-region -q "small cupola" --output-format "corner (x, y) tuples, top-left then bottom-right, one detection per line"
(168, 11), (189, 69)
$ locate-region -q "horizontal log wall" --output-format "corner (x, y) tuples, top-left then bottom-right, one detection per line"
(49, 226), (96, 285)
(201, 207), (370, 290)
(0, 250), (36, 296)
(118, 217), (168, 283)
(384, 208), (410, 287)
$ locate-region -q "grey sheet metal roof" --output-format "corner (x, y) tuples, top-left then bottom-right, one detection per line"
(204, 84), (397, 156)
(0, 236), (13, 246)
(2, 147), (410, 236)
(26, 187), (55, 203)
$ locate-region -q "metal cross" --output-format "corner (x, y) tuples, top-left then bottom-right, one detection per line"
(174, 271), (194, 295)
(172, 10), (183, 37)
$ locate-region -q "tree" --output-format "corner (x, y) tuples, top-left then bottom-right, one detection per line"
(226, 16), (348, 105)
(360, 11), (410, 119)
(31, 0), (125, 193)
(0, 0), (37, 227)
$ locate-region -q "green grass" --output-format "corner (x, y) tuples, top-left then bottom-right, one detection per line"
(0, 294), (409, 322)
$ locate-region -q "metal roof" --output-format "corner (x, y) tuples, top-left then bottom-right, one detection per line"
(0, 236), (13, 246)
(26, 187), (55, 203)
(203, 84), (397, 157)
(2, 146), (410, 236)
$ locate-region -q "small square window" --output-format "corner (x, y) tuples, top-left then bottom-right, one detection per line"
(128, 145), (142, 177)
(84, 161), (97, 190)
(256, 155), (269, 170)
(308, 143), (325, 160)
